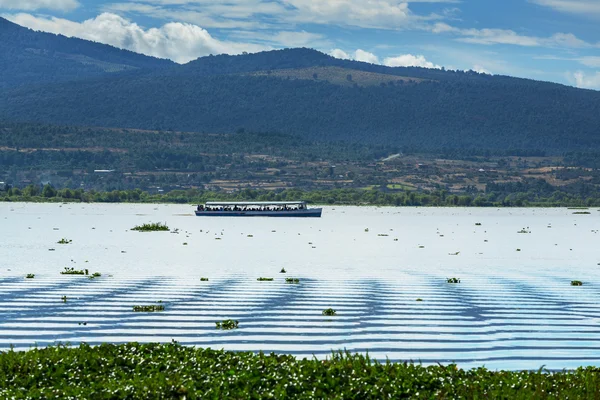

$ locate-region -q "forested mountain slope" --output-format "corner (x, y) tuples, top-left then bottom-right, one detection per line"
(0, 17), (173, 89)
(1, 18), (599, 154)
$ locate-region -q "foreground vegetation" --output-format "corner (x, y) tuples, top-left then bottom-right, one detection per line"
(4, 186), (600, 207)
(1, 343), (599, 399)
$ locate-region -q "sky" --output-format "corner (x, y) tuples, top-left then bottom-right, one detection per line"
(1, 0), (599, 89)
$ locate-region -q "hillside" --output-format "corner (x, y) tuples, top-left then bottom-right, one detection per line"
(0, 17), (599, 153)
(0, 17), (173, 89)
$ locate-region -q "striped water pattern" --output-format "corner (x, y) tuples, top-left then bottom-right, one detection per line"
(1, 203), (600, 370)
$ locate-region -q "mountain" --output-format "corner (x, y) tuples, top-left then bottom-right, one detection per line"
(0, 18), (599, 154)
(0, 17), (173, 89)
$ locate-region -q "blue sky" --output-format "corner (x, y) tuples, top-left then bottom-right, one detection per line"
(1, 0), (599, 89)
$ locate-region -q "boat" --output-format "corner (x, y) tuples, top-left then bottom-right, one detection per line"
(195, 201), (322, 217)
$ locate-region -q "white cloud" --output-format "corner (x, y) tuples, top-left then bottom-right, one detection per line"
(4, 12), (268, 63)
(578, 56), (600, 68)
(530, 0), (600, 17)
(0, 0), (78, 11)
(569, 70), (600, 89)
(330, 48), (351, 60)
(383, 53), (440, 68)
(472, 65), (491, 74)
(353, 49), (379, 64)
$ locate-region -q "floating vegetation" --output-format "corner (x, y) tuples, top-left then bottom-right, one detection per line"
(364, 228), (369, 232)
(132, 305), (165, 312)
(257, 277), (274, 281)
(183, 242), (188, 245)
(5, 344), (600, 398)
(377, 234), (389, 237)
(60, 267), (85, 275)
(247, 235), (254, 237)
(475, 223), (482, 226)
(322, 308), (337, 316)
(57, 238), (72, 244)
(285, 278), (300, 284)
(573, 212), (591, 215)
(216, 319), (239, 330)
(516, 248), (522, 252)
(517, 228), (531, 234)
(448, 251), (460, 256)
(91, 272), (101, 278)
(418, 245), (425, 249)
(571, 280), (583, 286)
(61, 296), (67, 303)
(280, 268), (287, 273)
(416, 298), (423, 301)
(48, 248), (55, 251)
(131, 222), (169, 232)
(446, 277), (461, 284)
(25, 273), (35, 279)
(200, 278), (209, 281)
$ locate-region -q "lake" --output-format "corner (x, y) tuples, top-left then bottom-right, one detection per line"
(1, 203), (599, 370)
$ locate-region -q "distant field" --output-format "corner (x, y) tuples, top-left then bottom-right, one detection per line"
(248, 66), (428, 87)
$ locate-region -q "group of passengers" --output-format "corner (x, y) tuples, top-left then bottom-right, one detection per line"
(197, 204), (305, 212)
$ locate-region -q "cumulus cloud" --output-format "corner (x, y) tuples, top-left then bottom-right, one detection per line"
(4, 12), (268, 63)
(383, 53), (441, 68)
(472, 65), (491, 74)
(331, 48), (441, 69)
(570, 70), (600, 89)
(0, 0), (78, 11)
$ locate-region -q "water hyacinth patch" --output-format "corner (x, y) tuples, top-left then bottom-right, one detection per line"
(25, 273), (35, 279)
(61, 296), (67, 303)
(57, 238), (72, 244)
(91, 272), (101, 278)
(285, 278), (300, 284)
(322, 308), (337, 316)
(132, 305), (165, 312)
(131, 222), (170, 232)
(2, 344), (600, 398)
(571, 280), (583, 286)
(61, 267), (85, 275)
(447, 277), (461, 283)
(257, 277), (274, 281)
(200, 277), (209, 281)
(216, 320), (239, 330)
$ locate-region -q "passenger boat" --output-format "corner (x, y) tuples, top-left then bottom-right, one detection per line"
(195, 201), (322, 217)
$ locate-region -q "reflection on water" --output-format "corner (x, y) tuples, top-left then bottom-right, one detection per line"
(1, 203), (599, 370)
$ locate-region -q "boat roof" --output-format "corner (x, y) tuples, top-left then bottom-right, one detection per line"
(204, 201), (306, 206)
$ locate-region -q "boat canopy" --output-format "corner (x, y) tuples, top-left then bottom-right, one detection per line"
(204, 201), (306, 206)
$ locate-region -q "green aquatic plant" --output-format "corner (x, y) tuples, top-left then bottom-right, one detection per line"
(215, 319), (239, 330)
(133, 305), (165, 312)
(475, 223), (482, 226)
(91, 272), (101, 278)
(446, 277), (461, 284)
(573, 211), (591, 215)
(25, 273), (35, 279)
(517, 228), (531, 234)
(61, 296), (67, 303)
(257, 277), (274, 281)
(416, 298), (423, 301)
(57, 238), (72, 244)
(285, 278), (300, 284)
(61, 267), (85, 275)
(322, 308), (337, 316)
(571, 280), (583, 286)
(131, 222), (170, 232)
(200, 277), (209, 281)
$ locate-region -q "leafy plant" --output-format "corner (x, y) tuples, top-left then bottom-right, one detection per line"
(517, 228), (530, 233)
(61, 296), (67, 303)
(322, 308), (337, 316)
(61, 267), (85, 275)
(57, 238), (72, 244)
(25, 273), (35, 279)
(571, 280), (583, 286)
(446, 277), (461, 283)
(257, 277), (274, 281)
(200, 277), (209, 281)
(131, 222), (170, 232)
(133, 305), (165, 312)
(285, 278), (300, 284)
(215, 319), (239, 330)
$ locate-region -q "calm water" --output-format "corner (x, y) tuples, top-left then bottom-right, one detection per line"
(1, 203), (599, 370)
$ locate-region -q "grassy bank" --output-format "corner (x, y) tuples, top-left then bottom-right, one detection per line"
(2, 186), (600, 207)
(0, 343), (599, 399)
